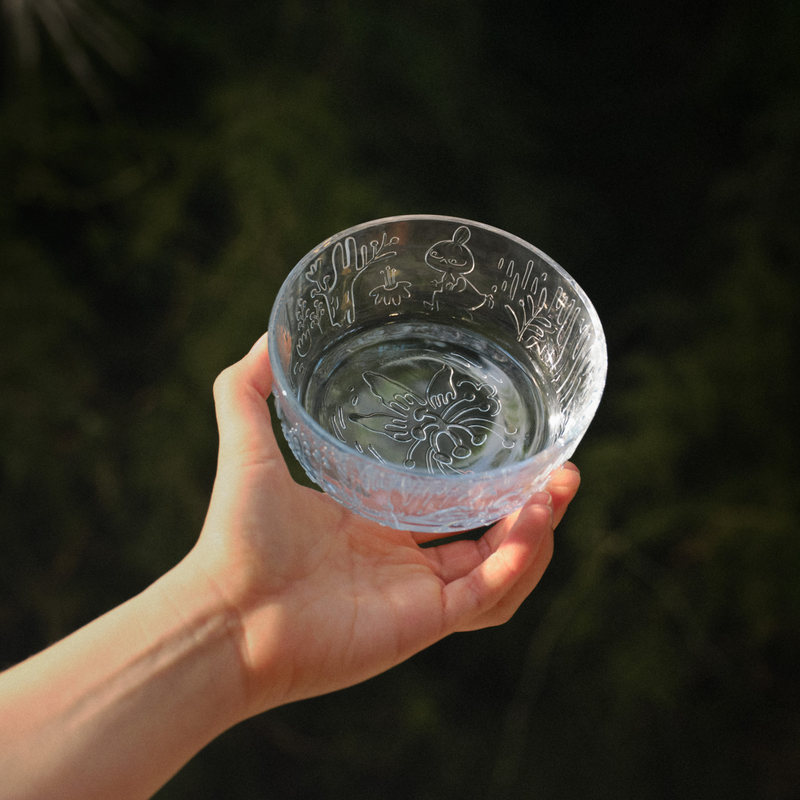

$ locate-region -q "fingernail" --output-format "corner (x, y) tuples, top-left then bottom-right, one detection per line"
(530, 491), (552, 507)
(562, 461), (580, 475)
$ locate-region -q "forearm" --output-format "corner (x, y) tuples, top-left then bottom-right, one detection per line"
(0, 556), (247, 800)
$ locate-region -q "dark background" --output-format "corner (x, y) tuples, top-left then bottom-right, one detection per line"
(1, 1), (798, 797)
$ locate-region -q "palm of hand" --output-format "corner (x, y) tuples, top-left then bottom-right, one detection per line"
(193, 338), (577, 717)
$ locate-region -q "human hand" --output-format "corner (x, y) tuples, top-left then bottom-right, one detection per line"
(189, 334), (581, 721)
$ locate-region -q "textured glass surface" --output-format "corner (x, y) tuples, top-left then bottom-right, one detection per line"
(268, 215), (607, 533)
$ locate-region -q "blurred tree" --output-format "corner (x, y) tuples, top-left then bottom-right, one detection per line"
(1, 0), (142, 106)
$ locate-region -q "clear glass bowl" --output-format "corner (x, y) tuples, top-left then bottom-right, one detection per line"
(268, 215), (607, 533)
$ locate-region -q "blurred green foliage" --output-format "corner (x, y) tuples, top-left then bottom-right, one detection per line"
(1, 0), (798, 797)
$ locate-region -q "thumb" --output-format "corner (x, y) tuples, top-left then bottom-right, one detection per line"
(212, 333), (281, 467)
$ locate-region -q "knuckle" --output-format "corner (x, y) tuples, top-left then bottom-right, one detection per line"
(212, 365), (236, 400)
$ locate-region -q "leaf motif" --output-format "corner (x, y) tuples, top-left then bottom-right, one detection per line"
(425, 364), (457, 410)
(361, 371), (421, 412)
(348, 412), (412, 442)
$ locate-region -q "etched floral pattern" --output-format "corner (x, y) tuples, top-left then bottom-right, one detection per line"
(369, 266), (412, 306)
(347, 363), (516, 474)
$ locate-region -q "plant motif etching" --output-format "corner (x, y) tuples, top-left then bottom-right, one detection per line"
(495, 258), (585, 371)
(506, 286), (552, 346)
(340, 363), (516, 474)
(294, 231), (400, 365)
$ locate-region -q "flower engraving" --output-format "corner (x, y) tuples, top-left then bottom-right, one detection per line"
(334, 232), (400, 323)
(369, 267), (412, 307)
(348, 364), (515, 474)
(305, 256), (337, 294)
(305, 257), (341, 331)
(294, 297), (326, 357)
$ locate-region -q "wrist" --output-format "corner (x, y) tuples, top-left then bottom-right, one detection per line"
(155, 552), (252, 727)
(179, 542), (296, 719)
